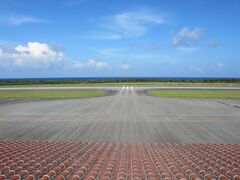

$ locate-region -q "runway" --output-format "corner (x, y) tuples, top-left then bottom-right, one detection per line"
(0, 87), (239, 143)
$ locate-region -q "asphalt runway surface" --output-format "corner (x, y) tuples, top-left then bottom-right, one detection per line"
(0, 87), (240, 143)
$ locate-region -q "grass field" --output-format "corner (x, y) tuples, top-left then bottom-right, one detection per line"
(0, 82), (240, 87)
(0, 89), (107, 99)
(147, 89), (240, 99)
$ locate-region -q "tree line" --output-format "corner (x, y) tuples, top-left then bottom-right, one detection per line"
(0, 78), (240, 85)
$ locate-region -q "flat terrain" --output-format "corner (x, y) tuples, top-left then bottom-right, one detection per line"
(0, 89), (107, 99)
(0, 87), (239, 143)
(1, 82), (240, 88)
(148, 89), (240, 99)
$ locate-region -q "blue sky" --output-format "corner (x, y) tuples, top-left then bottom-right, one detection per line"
(0, 0), (240, 78)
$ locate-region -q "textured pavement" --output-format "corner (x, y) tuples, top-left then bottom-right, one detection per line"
(0, 141), (240, 180)
(0, 87), (239, 143)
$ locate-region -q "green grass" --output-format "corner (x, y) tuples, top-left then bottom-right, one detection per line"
(147, 89), (240, 99)
(0, 89), (107, 99)
(1, 82), (240, 88)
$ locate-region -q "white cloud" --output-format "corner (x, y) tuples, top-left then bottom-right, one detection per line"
(102, 10), (165, 37)
(73, 61), (83, 68)
(87, 59), (108, 68)
(120, 64), (130, 70)
(177, 47), (199, 53)
(73, 59), (109, 69)
(86, 32), (122, 40)
(0, 42), (63, 69)
(216, 62), (224, 68)
(0, 49), (3, 58)
(0, 14), (43, 26)
(99, 48), (123, 56)
(73, 60), (130, 71)
(208, 39), (220, 47)
(12, 42), (63, 66)
(172, 27), (202, 46)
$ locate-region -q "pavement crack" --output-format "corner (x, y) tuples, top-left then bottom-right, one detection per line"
(218, 100), (240, 109)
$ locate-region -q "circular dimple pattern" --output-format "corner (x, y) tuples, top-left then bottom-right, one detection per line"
(0, 141), (239, 180)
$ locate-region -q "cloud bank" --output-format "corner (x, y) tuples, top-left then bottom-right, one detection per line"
(119, 64), (130, 70)
(0, 13), (44, 26)
(172, 27), (202, 46)
(73, 59), (109, 69)
(94, 10), (166, 39)
(0, 42), (63, 70)
(208, 39), (220, 47)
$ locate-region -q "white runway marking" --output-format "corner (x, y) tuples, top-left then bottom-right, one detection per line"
(126, 86), (129, 90)
(122, 86), (125, 90)
(130, 86), (133, 90)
